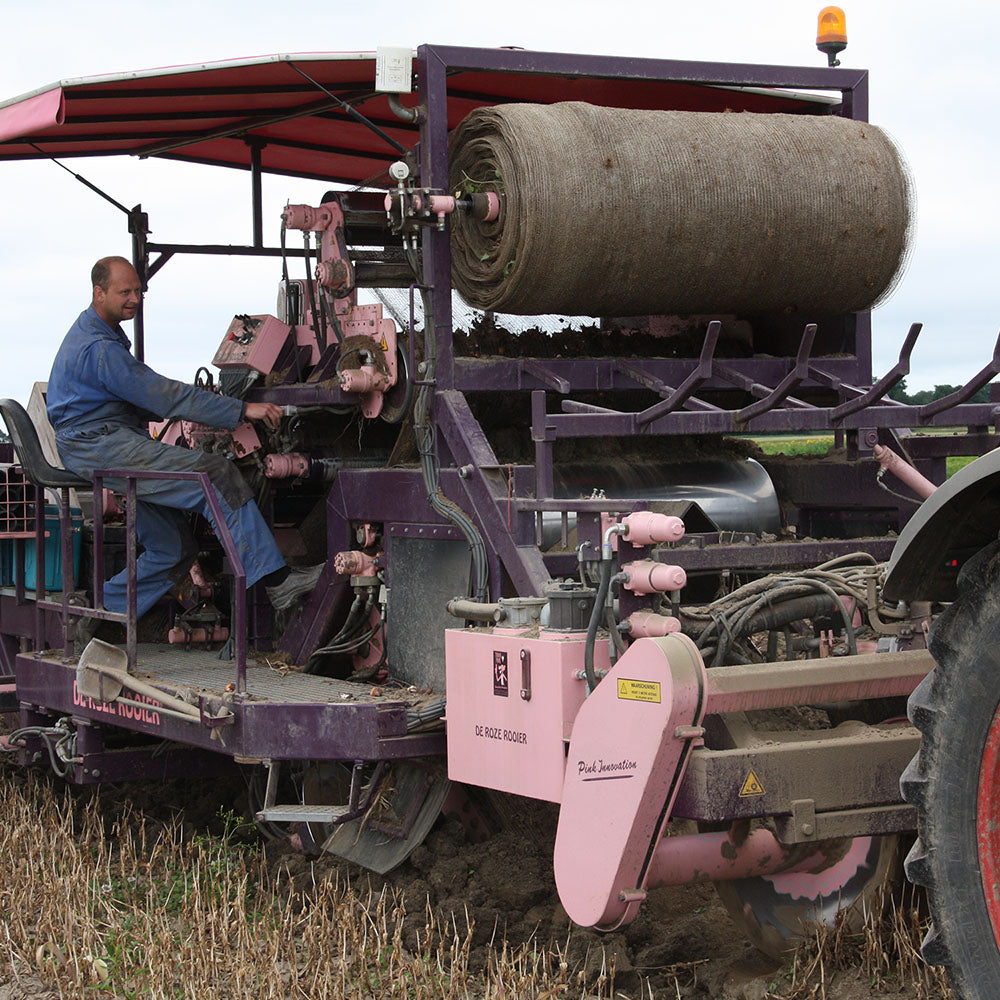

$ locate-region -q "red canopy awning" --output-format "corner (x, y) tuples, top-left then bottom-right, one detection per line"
(0, 50), (835, 185)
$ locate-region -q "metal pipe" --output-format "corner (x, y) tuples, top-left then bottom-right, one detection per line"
(445, 599), (505, 623)
(80, 664), (200, 719)
(704, 648), (932, 716)
(126, 478), (137, 670)
(249, 140), (264, 248)
(648, 827), (841, 887)
(59, 486), (73, 661)
(128, 204), (149, 363)
(93, 474), (105, 612)
(387, 93), (421, 123)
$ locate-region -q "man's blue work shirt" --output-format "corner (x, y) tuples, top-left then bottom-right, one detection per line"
(47, 306), (242, 436)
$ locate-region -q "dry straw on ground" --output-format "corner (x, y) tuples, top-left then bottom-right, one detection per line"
(0, 766), (613, 999)
(0, 762), (952, 1000)
(765, 884), (952, 1000)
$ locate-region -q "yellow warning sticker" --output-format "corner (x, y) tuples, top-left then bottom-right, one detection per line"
(617, 678), (661, 703)
(380, 335), (389, 351)
(739, 770), (765, 797)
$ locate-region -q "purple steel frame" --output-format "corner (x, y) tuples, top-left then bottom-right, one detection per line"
(11, 472), (445, 775)
(381, 47), (994, 605)
(26, 44), (991, 661)
(414, 46), (870, 393)
(13, 653), (446, 767)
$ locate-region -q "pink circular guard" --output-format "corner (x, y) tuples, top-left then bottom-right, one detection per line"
(484, 191), (500, 222)
(316, 259), (349, 289)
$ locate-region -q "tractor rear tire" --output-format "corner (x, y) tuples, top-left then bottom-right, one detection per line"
(901, 539), (1000, 999)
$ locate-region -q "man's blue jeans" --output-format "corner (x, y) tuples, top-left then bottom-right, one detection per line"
(56, 425), (285, 617)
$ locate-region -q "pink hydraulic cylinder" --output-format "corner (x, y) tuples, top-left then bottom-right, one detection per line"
(283, 203), (335, 231)
(648, 828), (837, 887)
(339, 366), (390, 393)
(621, 560), (687, 595)
(625, 611), (682, 638)
(334, 550), (379, 576)
(620, 511), (686, 545)
(265, 453), (310, 479)
(646, 828), (831, 888)
(873, 445), (937, 500)
(168, 625), (229, 645)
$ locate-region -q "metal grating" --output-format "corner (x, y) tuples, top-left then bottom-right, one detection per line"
(257, 804), (351, 823)
(0, 465), (35, 538)
(130, 644), (438, 707)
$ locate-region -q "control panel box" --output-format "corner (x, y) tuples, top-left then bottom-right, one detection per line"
(213, 314), (291, 373)
(445, 628), (609, 803)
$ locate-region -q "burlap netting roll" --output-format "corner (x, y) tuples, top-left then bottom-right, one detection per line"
(448, 103), (912, 317)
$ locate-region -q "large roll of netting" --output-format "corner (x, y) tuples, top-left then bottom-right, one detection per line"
(448, 103), (912, 317)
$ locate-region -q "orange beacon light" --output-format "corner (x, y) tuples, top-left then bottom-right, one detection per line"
(817, 7), (847, 67)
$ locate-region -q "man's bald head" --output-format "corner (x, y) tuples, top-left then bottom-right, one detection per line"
(91, 256), (134, 292)
(91, 256), (141, 326)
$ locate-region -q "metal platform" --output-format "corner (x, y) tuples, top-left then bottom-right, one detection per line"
(13, 643), (446, 765)
(128, 643), (438, 707)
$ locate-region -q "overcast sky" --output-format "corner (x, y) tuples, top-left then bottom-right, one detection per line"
(0, 1), (995, 404)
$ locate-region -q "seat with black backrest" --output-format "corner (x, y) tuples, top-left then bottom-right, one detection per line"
(0, 398), (90, 658)
(0, 399), (89, 492)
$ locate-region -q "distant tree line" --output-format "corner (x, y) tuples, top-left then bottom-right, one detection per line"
(888, 378), (995, 405)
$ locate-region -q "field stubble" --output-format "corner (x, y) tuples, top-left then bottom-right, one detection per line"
(0, 761), (952, 1000)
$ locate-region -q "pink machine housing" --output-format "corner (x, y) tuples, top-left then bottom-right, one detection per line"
(445, 627), (608, 803)
(446, 615), (710, 929)
(446, 510), (695, 806)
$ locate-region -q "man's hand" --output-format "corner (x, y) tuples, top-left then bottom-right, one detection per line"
(245, 402), (283, 430)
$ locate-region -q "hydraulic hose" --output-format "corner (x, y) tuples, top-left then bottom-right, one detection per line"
(279, 221), (304, 382)
(407, 698), (447, 731)
(307, 593), (372, 668)
(302, 233), (326, 355)
(606, 606), (627, 661)
(584, 558), (615, 692)
(735, 594), (839, 637)
(409, 250), (489, 602)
